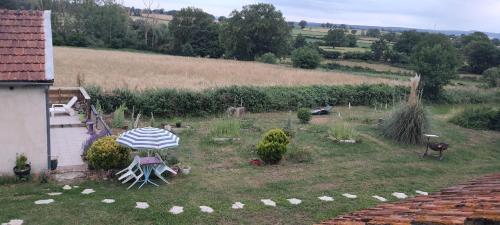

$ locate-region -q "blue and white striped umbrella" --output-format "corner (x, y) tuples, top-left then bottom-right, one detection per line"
(117, 127), (179, 150)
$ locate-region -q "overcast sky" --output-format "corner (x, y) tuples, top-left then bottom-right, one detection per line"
(123, 0), (500, 33)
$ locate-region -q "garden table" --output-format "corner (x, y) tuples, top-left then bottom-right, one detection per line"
(138, 156), (162, 188)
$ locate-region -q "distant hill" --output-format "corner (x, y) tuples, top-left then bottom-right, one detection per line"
(293, 21), (500, 39)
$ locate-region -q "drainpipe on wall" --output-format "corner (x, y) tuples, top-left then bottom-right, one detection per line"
(45, 86), (52, 170)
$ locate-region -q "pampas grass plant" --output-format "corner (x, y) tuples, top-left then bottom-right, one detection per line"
(380, 75), (428, 145)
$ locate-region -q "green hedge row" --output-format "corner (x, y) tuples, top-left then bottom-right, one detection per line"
(87, 84), (409, 117)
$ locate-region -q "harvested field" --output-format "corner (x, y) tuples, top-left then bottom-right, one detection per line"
(53, 47), (402, 90)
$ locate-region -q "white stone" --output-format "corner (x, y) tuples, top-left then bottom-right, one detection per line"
(47, 192), (62, 196)
(287, 198), (302, 205)
(318, 196), (334, 201)
(102, 199), (115, 204)
(342, 193), (357, 199)
(261, 199), (276, 207)
(62, 185), (72, 190)
(392, 192), (408, 199)
(231, 202), (245, 209)
(34, 199), (54, 205)
(199, 206), (214, 213)
(415, 190), (428, 195)
(135, 202), (149, 209)
(81, 189), (95, 195)
(372, 195), (387, 202)
(1, 219), (23, 225)
(73, 186), (79, 188)
(169, 206), (184, 214)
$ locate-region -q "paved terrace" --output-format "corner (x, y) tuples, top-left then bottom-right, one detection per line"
(50, 114), (89, 169)
(319, 173), (500, 225)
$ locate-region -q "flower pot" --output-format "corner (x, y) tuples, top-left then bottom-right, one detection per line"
(13, 164), (31, 178)
(181, 167), (191, 175)
(50, 159), (58, 171)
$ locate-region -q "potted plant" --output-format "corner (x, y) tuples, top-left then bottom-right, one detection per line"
(175, 120), (182, 128)
(13, 153), (31, 178)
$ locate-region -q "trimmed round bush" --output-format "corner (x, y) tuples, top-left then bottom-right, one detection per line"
(291, 47), (322, 69)
(256, 129), (290, 164)
(297, 108), (311, 124)
(257, 52), (278, 64)
(86, 136), (131, 170)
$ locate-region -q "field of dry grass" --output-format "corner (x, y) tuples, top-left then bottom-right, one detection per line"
(53, 47), (401, 90)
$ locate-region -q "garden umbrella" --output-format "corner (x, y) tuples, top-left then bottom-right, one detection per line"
(117, 127), (179, 150)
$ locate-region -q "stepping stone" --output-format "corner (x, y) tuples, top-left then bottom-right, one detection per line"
(81, 189), (95, 195)
(199, 206), (214, 213)
(342, 193), (357, 199)
(169, 206), (184, 214)
(392, 192), (408, 199)
(287, 198), (302, 205)
(34, 199), (54, 205)
(102, 199), (115, 204)
(1, 219), (23, 225)
(62, 185), (72, 190)
(135, 202), (149, 209)
(372, 195), (387, 202)
(231, 202), (244, 209)
(415, 190), (428, 195)
(47, 192), (62, 196)
(261, 199), (276, 207)
(318, 196), (334, 201)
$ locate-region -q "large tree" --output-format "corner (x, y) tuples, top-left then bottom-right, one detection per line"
(371, 38), (389, 61)
(393, 30), (426, 55)
(220, 3), (291, 60)
(298, 20), (307, 29)
(411, 34), (461, 99)
(169, 7), (222, 57)
(463, 40), (500, 74)
(324, 29), (350, 47)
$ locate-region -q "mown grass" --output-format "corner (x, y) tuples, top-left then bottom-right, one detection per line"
(1, 104), (499, 225)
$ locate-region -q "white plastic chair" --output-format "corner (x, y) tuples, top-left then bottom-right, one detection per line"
(117, 156), (144, 189)
(153, 153), (177, 184)
(49, 96), (78, 117)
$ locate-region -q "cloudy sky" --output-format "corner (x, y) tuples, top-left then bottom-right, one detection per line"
(123, 0), (500, 33)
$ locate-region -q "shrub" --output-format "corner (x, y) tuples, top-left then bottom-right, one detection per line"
(297, 108), (311, 124)
(343, 51), (373, 60)
(380, 75), (428, 144)
(209, 119), (241, 137)
(291, 47), (322, 69)
(328, 123), (360, 142)
(482, 67), (500, 88)
(86, 136), (131, 170)
(450, 107), (499, 131)
(320, 49), (341, 59)
(15, 153), (28, 169)
(256, 52), (278, 64)
(256, 128), (290, 164)
(111, 104), (127, 128)
(87, 84), (410, 117)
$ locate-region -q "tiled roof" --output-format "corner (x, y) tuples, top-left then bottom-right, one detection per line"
(0, 9), (53, 82)
(318, 173), (500, 225)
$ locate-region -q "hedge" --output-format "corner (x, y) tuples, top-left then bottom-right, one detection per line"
(87, 84), (409, 117)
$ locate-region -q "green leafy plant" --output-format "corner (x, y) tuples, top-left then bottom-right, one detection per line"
(328, 123), (360, 142)
(175, 119), (182, 128)
(111, 104), (127, 128)
(15, 153), (28, 170)
(210, 119), (241, 137)
(482, 67), (500, 88)
(256, 128), (290, 164)
(291, 47), (322, 69)
(256, 52), (278, 64)
(450, 107), (499, 131)
(297, 108), (311, 124)
(86, 136), (131, 170)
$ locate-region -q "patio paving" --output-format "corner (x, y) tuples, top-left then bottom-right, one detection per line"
(50, 114), (85, 128)
(50, 126), (89, 168)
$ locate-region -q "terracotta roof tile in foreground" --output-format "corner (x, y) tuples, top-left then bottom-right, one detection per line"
(318, 173), (500, 225)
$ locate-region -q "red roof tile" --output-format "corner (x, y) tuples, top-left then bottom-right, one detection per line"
(0, 10), (52, 82)
(318, 174), (500, 225)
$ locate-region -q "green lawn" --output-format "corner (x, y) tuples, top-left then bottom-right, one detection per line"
(1, 105), (499, 224)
